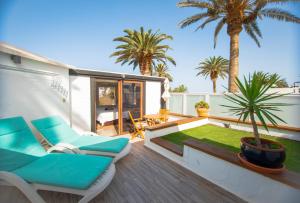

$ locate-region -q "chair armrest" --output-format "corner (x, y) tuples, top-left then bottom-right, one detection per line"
(134, 118), (143, 122)
(47, 143), (79, 154)
(81, 131), (99, 136)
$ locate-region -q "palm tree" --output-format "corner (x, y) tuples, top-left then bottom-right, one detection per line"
(154, 64), (173, 81)
(276, 78), (289, 88)
(196, 56), (229, 93)
(111, 27), (176, 76)
(170, 84), (188, 92)
(177, 0), (300, 92)
(256, 71), (289, 87)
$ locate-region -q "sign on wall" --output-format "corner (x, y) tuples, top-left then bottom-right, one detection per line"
(51, 75), (69, 102)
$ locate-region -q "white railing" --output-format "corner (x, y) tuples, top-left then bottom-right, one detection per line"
(169, 93), (300, 128)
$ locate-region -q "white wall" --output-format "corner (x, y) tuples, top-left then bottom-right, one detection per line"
(144, 118), (209, 144)
(267, 87), (300, 94)
(70, 76), (91, 133)
(0, 52), (70, 135)
(184, 146), (299, 203)
(144, 118), (209, 165)
(145, 81), (161, 114)
(170, 93), (300, 128)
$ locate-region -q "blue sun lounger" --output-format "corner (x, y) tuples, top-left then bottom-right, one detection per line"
(0, 117), (115, 203)
(31, 116), (131, 162)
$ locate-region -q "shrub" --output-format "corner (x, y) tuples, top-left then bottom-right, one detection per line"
(195, 100), (209, 109)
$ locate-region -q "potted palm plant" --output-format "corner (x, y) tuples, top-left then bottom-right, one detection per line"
(223, 72), (289, 172)
(195, 100), (209, 117)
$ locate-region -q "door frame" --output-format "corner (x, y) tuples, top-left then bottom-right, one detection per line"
(91, 78), (144, 135)
(119, 80), (144, 134)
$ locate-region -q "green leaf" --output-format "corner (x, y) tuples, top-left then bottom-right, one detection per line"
(223, 72), (292, 137)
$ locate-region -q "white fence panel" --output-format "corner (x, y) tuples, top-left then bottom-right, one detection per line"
(169, 94), (184, 114)
(169, 93), (300, 128)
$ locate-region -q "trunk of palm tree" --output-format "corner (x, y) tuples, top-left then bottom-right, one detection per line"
(249, 111), (262, 147)
(139, 57), (151, 76)
(212, 79), (217, 94)
(144, 57), (152, 76)
(139, 59), (145, 75)
(228, 32), (239, 93)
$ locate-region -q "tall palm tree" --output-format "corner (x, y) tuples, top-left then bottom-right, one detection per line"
(196, 56), (229, 93)
(154, 64), (174, 81)
(177, 0), (300, 92)
(111, 27), (176, 76)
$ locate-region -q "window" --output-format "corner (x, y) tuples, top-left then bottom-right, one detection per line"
(98, 86), (117, 106)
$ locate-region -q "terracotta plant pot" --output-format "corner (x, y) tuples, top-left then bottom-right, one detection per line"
(196, 108), (209, 117)
(240, 137), (286, 169)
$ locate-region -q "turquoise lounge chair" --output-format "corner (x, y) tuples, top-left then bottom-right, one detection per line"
(31, 116), (131, 162)
(0, 117), (116, 203)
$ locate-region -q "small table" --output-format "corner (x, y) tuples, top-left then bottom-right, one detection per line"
(144, 114), (162, 126)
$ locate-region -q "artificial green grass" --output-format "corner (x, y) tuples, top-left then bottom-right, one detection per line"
(161, 124), (300, 173)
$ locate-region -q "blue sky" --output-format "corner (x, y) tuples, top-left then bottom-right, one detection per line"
(0, 0), (299, 93)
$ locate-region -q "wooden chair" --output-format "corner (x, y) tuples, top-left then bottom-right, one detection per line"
(159, 109), (170, 122)
(128, 112), (145, 140)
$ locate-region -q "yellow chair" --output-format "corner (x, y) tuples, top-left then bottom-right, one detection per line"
(129, 112), (145, 140)
(159, 109), (170, 122)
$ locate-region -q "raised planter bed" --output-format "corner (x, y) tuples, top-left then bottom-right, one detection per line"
(151, 137), (183, 156)
(184, 139), (300, 189)
(144, 118), (300, 203)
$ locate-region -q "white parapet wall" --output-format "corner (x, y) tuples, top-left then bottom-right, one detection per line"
(70, 75), (91, 133)
(144, 118), (209, 165)
(145, 118), (209, 144)
(144, 119), (300, 203)
(184, 146), (299, 203)
(209, 119), (300, 141)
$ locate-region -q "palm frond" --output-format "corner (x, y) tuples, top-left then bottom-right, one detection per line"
(260, 8), (300, 23)
(243, 24), (261, 47)
(195, 16), (220, 31)
(214, 18), (226, 48)
(251, 21), (262, 38)
(177, 1), (213, 9)
(262, 0), (300, 4)
(179, 13), (210, 28)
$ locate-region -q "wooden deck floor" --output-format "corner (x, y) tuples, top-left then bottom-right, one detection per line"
(0, 141), (246, 203)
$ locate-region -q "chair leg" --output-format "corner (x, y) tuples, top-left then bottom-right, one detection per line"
(130, 132), (134, 140)
(130, 132), (137, 140)
(138, 130), (145, 139)
(0, 172), (46, 203)
(141, 131), (145, 139)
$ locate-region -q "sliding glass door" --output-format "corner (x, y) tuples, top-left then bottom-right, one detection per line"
(93, 79), (119, 136)
(92, 79), (143, 135)
(121, 81), (143, 133)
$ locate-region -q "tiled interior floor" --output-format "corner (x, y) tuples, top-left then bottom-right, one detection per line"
(96, 115), (186, 137)
(96, 125), (118, 136)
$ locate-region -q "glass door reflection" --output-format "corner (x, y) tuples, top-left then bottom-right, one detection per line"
(122, 81), (143, 132)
